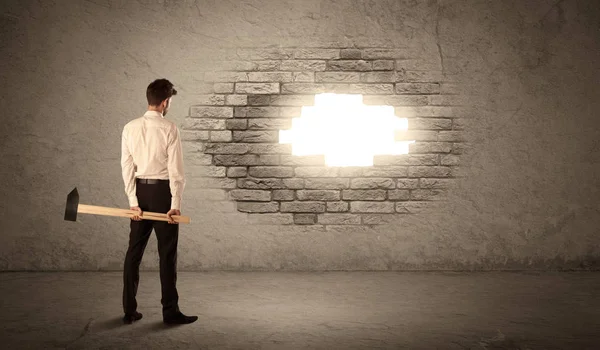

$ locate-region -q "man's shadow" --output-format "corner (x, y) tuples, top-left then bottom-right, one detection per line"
(93, 317), (185, 333)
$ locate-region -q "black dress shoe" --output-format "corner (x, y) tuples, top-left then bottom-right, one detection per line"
(123, 311), (143, 324)
(163, 311), (198, 324)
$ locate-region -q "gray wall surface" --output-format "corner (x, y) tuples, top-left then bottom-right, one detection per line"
(1, 0), (598, 271)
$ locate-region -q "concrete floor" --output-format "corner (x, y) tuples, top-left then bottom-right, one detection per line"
(0, 271), (598, 349)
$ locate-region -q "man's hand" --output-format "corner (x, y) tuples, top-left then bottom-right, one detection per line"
(130, 206), (143, 221)
(167, 209), (181, 224)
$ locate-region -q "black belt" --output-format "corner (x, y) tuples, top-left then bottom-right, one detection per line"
(136, 178), (169, 184)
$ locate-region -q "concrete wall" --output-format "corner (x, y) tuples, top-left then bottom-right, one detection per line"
(1, 0), (598, 271)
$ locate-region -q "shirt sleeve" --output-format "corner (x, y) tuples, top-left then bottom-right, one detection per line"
(121, 126), (138, 207)
(167, 124), (186, 210)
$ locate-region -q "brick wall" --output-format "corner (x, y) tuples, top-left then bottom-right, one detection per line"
(182, 47), (464, 226)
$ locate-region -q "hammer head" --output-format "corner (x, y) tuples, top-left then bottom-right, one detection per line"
(64, 187), (79, 222)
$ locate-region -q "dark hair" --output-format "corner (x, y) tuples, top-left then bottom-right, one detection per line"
(146, 79), (178, 106)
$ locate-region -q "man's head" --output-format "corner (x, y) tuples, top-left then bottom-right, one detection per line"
(147, 78), (177, 116)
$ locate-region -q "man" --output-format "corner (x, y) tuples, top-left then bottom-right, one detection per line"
(120, 78), (197, 325)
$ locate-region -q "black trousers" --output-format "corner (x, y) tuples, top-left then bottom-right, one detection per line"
(123, 180), (180, 318)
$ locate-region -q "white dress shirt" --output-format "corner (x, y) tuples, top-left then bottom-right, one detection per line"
(121, 110), (185, 210)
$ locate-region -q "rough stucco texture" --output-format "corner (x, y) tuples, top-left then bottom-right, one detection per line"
(0, 0), (598, 271)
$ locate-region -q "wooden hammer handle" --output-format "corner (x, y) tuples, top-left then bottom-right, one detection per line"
(78, 204), (191, 224)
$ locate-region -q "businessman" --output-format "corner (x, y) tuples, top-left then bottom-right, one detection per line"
(121, 78), (197, 325)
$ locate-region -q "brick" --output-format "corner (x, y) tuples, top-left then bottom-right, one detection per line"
(271, 95), (315, 107)
(362, 95), (428, 106)
(360, 72), (400, 83)
(296, 190), (340, 201)
(247, 213), (293, 224)
(350, 178), (395, 189)
(247, 95), (271, 106)
(396, 179), (419, 189)
(342, 190), (386, 200)
(254, 61), (282, 71)
(411, 189), (448, 200)
(216, 60), (256, 71)
(326, 201), (349, 212)
(238, 178), (285, 189)
(281, 202), (326, 213)
(340, 166), (407, 177)
(227, 167), (247, 178)
(214, 83), (234, 94)
(350, 201), (395, 213)
(226, 119), (248, 130)
(204, 72), (248, 82)
(280, 155), (325, 166)
(294, 214), (317, 225)
(194, 94), (225, 105)
(204, 143), (249, 154)
(248, 72), (293, 82)
(387, 190), (410, 200)
(333, 84), (394, 94)
(405, 71), (443, 82)
(283, 178), (304, 189)
(292, 72), (315, 82)
(295, 167), (339, 177)
(237, 202), (279, 213)
(248, 143), (292, 154)
(409, 142), (453, 153)
(258, 155), (280, 165)
(248, 118), (292, 130)
(372, 60), (394, 71)
(190, 106), (233, 119)
(315, 72), (360, 83)
(452, 143), (467, 154)
(229, 189), (271, 201)
(281, 83), (326, 94)
(280, 60), (327, 71)
(396, 83), (441, 94)
(183, 118), (226, 130)
(294, 48), (340, 60)
(235, 83), (279, 94)
(395, 130), (437, 141)
(408, 166), (452, 177)
(234, 107), (280, 118)
(452, 118), (467, 130)
(420, 178), (454, 189)
(181, 130), (209, 141)
(248, 166), (294, 178)
(225, 95), (248, 106)
(428, 95), (468, 106)
(395, 106), (455, 117)
(305, 178), (349, 189)
(273, 190), (295, 201)
(438, 131), (464, 142)
(327, 60), (372, 71)
(440, 154), (460, 166)
(209, 130), (232, 142)
(213, 155), (259, 166)
(409, 118), (452, 130)
(362, 49), (410, 59)
(317, 214), (361, 225)
(232, 130), (279, 143)
(237, 48), (294, 60)
(340, 49), (361, 59)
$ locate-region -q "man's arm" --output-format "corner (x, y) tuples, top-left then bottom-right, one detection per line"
(121, 126), (138, 207)
(167, 124), (185, 210)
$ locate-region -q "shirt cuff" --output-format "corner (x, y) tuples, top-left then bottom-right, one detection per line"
(128, 196), (139, 207)
(171, 196), (181, 211)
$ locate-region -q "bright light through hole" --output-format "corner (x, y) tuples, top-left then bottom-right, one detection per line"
(279, 93), (415, 166)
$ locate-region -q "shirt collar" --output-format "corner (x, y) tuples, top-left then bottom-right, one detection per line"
(144, 110), (164, 119)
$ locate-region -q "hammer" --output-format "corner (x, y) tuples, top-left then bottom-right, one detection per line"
(64, 187), (191, 224)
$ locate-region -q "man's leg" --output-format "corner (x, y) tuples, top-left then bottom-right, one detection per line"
(123, 185), (153, 315)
